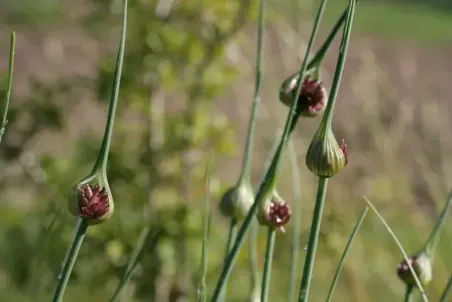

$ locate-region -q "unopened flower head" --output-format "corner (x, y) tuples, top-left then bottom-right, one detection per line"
(279, 74), (328, 117)
(257, 192), (292, 232)
(397, 253), (433, 287)
(69, 180), (114, 225)
(219, 183), (255, 220)
(306, 123), (348, 178)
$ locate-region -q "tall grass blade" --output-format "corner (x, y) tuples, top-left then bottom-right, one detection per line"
(363, 196), (429, 302)
(0, 31), (15, 144)
(325, 207), (368, 302)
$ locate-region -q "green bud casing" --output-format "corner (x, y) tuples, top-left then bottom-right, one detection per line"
(305, 123), (348, 178)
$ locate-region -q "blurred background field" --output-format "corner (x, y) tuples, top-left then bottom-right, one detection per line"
(0, 0), (451, 301)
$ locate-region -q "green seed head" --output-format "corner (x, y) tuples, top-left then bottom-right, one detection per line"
(305, 123), (348, 178)
(69, 175), (114, 225)
(219, 183), (255, 220)
(397, 252), (433, 287)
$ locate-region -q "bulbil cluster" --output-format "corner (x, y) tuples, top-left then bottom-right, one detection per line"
(69, 182), (113, 225)
(279, 74), (328, 117)
(258, 193), (292, 232)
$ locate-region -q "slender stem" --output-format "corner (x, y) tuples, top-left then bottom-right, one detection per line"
(404, 285), (414, 302)
(297, 177), (328, 302)
(92, 0), (128, 173)
(440, 275), (452, 302)
(325, 207), (369, 302)
(288, 140), (302, 302)
(323, 0), (356, 128)
(0, 31), (15, 144)
(210, 0), (329, 297)
(197, 160), (213, 302)
(218, 218), (238, 302)
(248, 219), (260, 301)
(363, 196), (428, 302)
(423, 190), (452, 258)
(260, 228), (276, 302)
(52, 219), (89, 302)
(238, 0), (266, 183)
(109, 227), (159, 302)
(307, 0), (360, 71)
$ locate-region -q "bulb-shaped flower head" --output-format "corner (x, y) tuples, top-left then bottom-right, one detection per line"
(69, 176), (114, 225)
(257, 191), (292, 233)
(279, 73), (328, 117)
(219, 182), (255, 221)
(306, 122), (348, 178)
(397, 252), (433, 288)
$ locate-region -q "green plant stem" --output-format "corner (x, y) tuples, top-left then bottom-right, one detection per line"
(0, 31), (15, 144)
(52, 219), (89, 302)
(325, 207), (368, 302)
(197, 160), (213, 302)
(248, 219), (260, 301)
(92, 0), (128, 173)
(423, 190), (452, 258)
(364, 196), (428, 302)
(260, 228), (276, 302)
(109, 227), (159, 302)
(210, 0), (329, 296)
(288, 140), (302, 302)
(237, 0), (266, 184)
(404, 285), (414, 302)
(297, 177), (328, 301)
(218, 218), (238, 302)
(298, 1), (356, 301)
(440, 275), (452, 302)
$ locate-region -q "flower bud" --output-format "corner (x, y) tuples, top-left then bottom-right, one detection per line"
(69, 176), (114, 225)
(219, 183), (255, 221)
(397, 253), (433, 287)
(257, 192), (291, 233)
(305, 124), (348, 178)
(279, 74), (328, 117)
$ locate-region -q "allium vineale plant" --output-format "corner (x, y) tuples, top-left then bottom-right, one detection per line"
(1, 0), (451, 301)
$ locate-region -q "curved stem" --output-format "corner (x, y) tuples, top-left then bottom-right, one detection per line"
(93, 0), (128, 173)
(297, 177), (328, 302)
(325, 207), (368, 302)
(440, 275), (452, 302)
(52, 219), (89, 302)
(364, 196), (428, 302)
(423, 190), (452, 259)
(0, 32), (15, 144)
(237, 0), (266, 184)
(260, 228), (276, 302)
(404, 285), (414, 302)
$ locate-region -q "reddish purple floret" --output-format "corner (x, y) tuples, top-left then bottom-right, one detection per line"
(268, 200), (292, 233)
(78, 183), (110, 220)
(339, 139), (349, 165)
(397, 256), (416, 279)
(293, 76), (327, 116)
